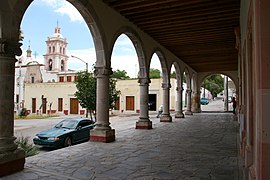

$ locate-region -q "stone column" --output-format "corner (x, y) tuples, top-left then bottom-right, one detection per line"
(175, 87), (184, 118)
(224, 76), (229, 111)
(191, 91), (201, 113)
(136, 78), (152, 129)
(0, 40), (25, 177)
(185, 89), (193, 115)
(160, 83), (172, 122)
(90, 67), (115, 143)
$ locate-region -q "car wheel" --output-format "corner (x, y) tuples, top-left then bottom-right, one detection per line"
(64, 137), (72, 147)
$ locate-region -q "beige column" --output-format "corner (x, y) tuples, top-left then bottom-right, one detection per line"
(175, 87), (184, 118)
(0, 40), (25, 177)
(136, 78), (152, 129)
(191, 91), (201, 113)
(90, 67), (115, 142)
(185, 89), (193, 115)
(160, 82), (172, 122)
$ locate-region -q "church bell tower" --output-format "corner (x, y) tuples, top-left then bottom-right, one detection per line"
(44, 23), (68, 72)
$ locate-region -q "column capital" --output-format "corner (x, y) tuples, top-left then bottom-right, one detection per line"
(176, 86), (184, 92)
(186, 89), (192, 93)
(0, 39), (22, 57)
(162, 83), (171, 89)
(94, 66), (112, 77)
(138, 77), (151, 85)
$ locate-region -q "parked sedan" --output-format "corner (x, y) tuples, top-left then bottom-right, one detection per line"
(200, 98), (209, 105)
(33, 118), (95, 148)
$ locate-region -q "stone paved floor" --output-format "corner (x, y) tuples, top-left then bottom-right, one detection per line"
(3, 113), (242, 180)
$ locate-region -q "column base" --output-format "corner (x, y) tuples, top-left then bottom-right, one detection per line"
(191, 108), (201, 113)
(175, 112), (185, 118)
(160, 115), (172, 122)
(185, 111), (193, 115)
(90, 129), (115, 143)
(0, 149), (25, 177)
(136, 121), (152, 129)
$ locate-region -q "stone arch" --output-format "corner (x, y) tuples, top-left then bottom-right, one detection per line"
(149, 48), (169, 84)
(109, 26), (147, 78)
(183, 67), (191, 90)
(13, 0), (108, 68)
(170, 62), (182, 87)
(198, 71), (238, 94)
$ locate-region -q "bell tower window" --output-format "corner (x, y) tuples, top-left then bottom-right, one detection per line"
(49, 59), (53, 71)
(61, 60), (64, 71)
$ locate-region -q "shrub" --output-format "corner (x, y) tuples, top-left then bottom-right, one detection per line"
(15, 136), (39, 157)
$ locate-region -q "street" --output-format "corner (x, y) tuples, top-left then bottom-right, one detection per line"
(14, 98), (232, 154)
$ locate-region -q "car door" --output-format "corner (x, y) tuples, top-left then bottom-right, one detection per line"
(73, 120), (94, 143)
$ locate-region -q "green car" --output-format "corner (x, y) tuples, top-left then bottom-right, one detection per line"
(33, 118), (95, 148)
(200, 98), (209, 105)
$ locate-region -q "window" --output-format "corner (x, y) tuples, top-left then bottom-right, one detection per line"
(59, 76), (64, 82)
(61, 60), (64, 71)
(67, 76), (72, 82)
(74, 76), (78, 81)
(60, 47), (62, 54)
(49, 47), (51, 53)
(49, 59), (53, 71)
(31, 76), (35, 83)
(53, 46), (55, 53)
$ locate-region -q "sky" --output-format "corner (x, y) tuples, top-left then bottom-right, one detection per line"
(20, 0), (163, 78)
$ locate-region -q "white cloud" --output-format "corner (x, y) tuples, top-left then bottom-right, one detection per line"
(39, 0), (84, 23)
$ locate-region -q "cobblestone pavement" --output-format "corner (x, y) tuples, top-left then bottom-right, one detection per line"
(3, 113), (241, 180)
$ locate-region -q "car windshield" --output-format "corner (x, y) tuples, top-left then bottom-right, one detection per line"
(55, 119), (78, 129)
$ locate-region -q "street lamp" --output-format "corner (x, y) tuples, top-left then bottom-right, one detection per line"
(71, 55), (88, 72)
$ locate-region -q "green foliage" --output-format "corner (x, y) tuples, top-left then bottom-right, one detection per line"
(109, 78), (121, 109)
(74, 70), (121, 117)
(202, 74), (224, 97)
(111, 69), (130, 79)
(15, 136), (39, 157)
(74, 71), (96, 117)
(170, 71), (176, 78)
(149, 68), (161, 78)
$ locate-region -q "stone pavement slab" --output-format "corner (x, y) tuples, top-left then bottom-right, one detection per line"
(3, 113), (241, 180)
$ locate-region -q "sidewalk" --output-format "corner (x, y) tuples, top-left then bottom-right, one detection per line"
(4, 113), (241, 179)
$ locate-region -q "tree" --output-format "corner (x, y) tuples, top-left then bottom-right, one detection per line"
(170, 71), (176, 78)
(111, 69), (130, 79)
(74, 71), (121, 120)
(149, 68), (161, 78)
(74, 71), (96, 119)
(202, 74), (224, 97)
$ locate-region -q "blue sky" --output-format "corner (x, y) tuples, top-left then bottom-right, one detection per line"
(20, 0), (162, 78)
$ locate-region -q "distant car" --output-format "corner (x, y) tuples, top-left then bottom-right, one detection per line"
(33, 118), (95, 148)
(200, 98), (209, 105)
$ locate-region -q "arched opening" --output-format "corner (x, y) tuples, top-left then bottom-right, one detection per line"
(200, 73), (236, 113)
(110, 33), (139, 113)
(15, 0), (99, 153)
(149, 53), (163, 114)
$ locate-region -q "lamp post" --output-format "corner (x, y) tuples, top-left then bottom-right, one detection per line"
(71, 55), (88, 72)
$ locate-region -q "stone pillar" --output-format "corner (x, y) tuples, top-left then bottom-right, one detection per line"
(191, 91), (201, 113)
(0, 40), (25, 177)
(160, 83), (172, 122)
(224, 76), (229, 111)
(136, 78), (152, 129)
(175, 87), (184, 118)
(185, 89), (193, 115)
(90, 67), (115, 143)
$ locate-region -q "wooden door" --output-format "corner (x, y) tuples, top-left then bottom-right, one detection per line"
(70, 98), (79, 114)
(58, 98), (63, 112)
(126, 96), (134, 111)
(115, 97), (120, 110)
(32, 98), (36, 113)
